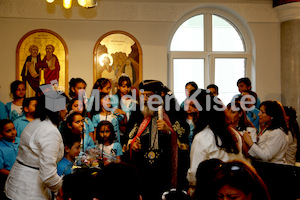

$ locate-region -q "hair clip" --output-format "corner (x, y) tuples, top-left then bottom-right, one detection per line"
(121, 73), (129, 77)
(64, 110), (75, 121)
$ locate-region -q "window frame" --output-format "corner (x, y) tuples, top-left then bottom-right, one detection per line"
(168, 6), (254, 96)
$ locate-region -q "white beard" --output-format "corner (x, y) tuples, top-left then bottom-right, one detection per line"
(141, 105), (156, 118)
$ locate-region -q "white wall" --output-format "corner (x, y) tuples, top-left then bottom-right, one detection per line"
(0, 0), (280, 104)
(0, 18), (173, 102)
(250, 22), (281, 102)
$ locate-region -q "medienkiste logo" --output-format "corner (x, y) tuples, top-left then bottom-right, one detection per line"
(39, 80), (66, 112)
(39, 81), (257, 113)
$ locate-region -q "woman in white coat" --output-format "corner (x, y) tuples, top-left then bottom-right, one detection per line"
(187, 89), (248, 196)
(4, 94), (64, 200)
(243, 100), (289, 164)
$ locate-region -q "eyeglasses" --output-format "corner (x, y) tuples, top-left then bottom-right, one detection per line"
(218, 163), (244, 174)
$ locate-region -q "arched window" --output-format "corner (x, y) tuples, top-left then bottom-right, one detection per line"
(169, 6), (254, 105)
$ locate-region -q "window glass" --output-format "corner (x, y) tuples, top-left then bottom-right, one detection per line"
(170, 11), (250, 107)
(212, 15), (244, 51)
(215, 58), (246, 105)
(170, 15), (204, 51)
(173, 59), (204, 104)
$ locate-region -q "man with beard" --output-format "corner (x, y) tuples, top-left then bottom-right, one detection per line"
(123, 80), (188, 200)
(42, 44), (60, 84)
(21, 45), (42, 96)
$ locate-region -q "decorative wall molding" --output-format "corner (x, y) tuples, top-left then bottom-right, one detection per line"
(0, 0), (13, 16)
(274, 2), (300, 22)
(0, 0), (279, 23)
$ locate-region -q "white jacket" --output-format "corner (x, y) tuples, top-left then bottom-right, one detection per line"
(285, 131), (297, 165)
(248, 128), (288, 164)
(5, 119), (64, 200)
(187, 126), (248, 186)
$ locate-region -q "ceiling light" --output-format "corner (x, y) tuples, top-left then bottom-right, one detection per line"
(46, 0), (97, 9)
(63, 0), (72, 9)
(79, 0), (97, 8)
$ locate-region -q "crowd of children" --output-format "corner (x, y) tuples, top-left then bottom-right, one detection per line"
(0, 76), (299, 200)
(0, 76), (136, 184)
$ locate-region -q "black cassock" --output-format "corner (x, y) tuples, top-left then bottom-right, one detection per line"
(124, 106), (190, 200)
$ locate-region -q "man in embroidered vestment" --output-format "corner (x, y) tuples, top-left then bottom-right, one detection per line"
(124, 80), (189, 200)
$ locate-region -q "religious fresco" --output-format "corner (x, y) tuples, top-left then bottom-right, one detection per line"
(93, 31), (142, 94)
(16, 29), (68, 97)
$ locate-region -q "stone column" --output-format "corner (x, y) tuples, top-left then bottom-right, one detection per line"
(274, 1), (300, 122)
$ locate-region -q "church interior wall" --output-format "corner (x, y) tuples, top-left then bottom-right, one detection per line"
(0, 0), (281, 105)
